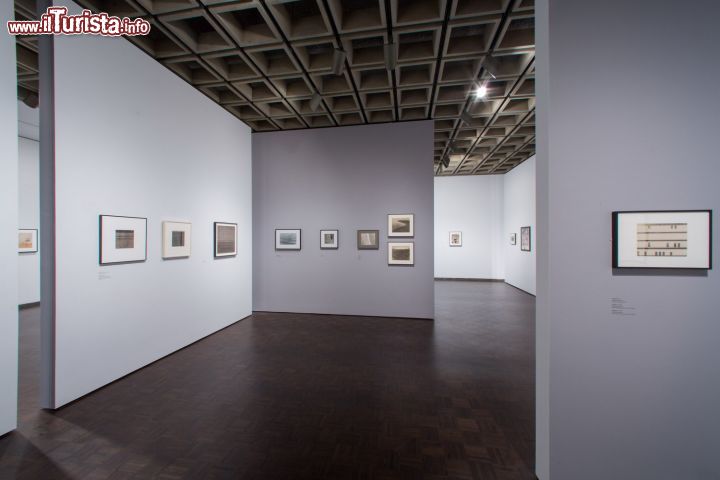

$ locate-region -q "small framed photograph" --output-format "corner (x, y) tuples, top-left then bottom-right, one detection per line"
(100, 215), (147, 265)
(388, 213), (414, 237)
(521, 226), (531, 252)
(388, 242), (414, 266)
(449, 231), (462, 247)
(276, 229), (301, 250)
(510, 233), (517, 245)
(357, 230), (379, 250)
(613, 210), (712, 269)
(18, 229), (38, 253)
(162, 221), (191, 259)
(320, 230), (338, 249)
(214, 222), (237, 258)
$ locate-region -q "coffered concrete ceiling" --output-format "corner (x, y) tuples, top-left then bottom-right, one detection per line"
(13, 0), (535, 175)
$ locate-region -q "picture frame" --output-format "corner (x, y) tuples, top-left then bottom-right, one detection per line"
(99, 215), (147, 265)
(521, 226), (531, 252)
(18, 229), (38, 253)
(388, 242), (414, 266)
(449, 231), (462, 247)
(320, 229), (339, 249)
(388, 213), (414, 237)
(276, 229), (301, 250)
(162, 221), (192, 259)
(510, 233), (517, 245)
(612, 210), (712, 269)
(357, 230), (379, 250)
(214, 222), (237, 258)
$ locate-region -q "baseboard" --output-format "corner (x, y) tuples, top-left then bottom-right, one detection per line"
(503, 281), (536, 297)
(252, 310), (434, 321)
(19, 301), (40, 310)
(434, 277), (504, 282)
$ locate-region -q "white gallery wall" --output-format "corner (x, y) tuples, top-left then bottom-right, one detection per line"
(52, 2), (252, 407)
(18, 132), (40, 306)
(434, 175), (504, 280)
(253, 121), (434, 319)
(503, 156), (536, 294)
(0, 0), (19, 435)
(433, 156), (536, 294)
(536, 0), (720, 479)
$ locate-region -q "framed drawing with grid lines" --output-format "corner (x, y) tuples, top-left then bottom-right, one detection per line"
(612, 210), (712, 269)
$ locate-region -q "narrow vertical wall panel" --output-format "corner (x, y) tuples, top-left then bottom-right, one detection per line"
(0, 0), (20, 435)
(37, 0), (56, 409)
(18, 137), (41, 306)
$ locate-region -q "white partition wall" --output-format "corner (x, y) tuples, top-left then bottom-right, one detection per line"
(434, 175), (505, 280)
(503, 156), (535, 295)
(18, 102), (40, 306)
(0, 0), (19, 435)
(51, 4), (253, 407)
(536, 0), (720, 478)
(18, 136), (40, 305)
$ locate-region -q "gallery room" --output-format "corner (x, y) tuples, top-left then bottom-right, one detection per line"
(1, 0), (718, 479)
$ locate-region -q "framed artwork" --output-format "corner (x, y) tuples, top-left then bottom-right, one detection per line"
(388, 213), (414, 237)
(276, 229), (301, 250)
(510, 233), (517, 245)
(214, 222), (237, 257)
(388, 242), (414, 266)
(612, 210), (712, 269)
(18, 229), (38, 253)
(521, 226), (531, 252)
(449, 231), (462, 247)
(320, 230), (338, 249)
(99, 215), (147, 265)
(162, 221), (191, 259)
(357, 229), (379, 250)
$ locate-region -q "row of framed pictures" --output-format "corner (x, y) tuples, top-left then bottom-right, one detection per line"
(446, 228), (531, 250)
(99, 215), (238, 265)
(274, 229), (414, 265)
(276, 214), (414, 250)
(274, 214), (416, 265)
(510, 226), (532, 252)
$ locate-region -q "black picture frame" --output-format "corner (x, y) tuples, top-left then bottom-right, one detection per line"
(275, 228), (302, 251)
(612, 210), (712, 269)
(214, 222), (238, 258)
(520, 226), (531, 252)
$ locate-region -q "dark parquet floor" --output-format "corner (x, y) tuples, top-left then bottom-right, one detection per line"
(0, 281), (535, 480)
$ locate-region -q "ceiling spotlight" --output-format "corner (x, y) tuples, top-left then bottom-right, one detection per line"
(310, 92), (322, 112)
(482, 55), (499, 79)
(332, 49), (346, 75)
(460, 109), (473, 126)
(474, 84), (488, 99)
(442, 155), (450, 168)
(384, 42), (397, 70)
